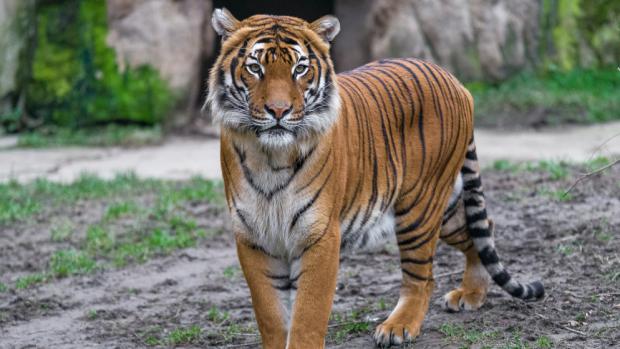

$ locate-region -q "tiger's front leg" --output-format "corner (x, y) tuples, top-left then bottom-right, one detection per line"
(236, 236), (289, 348)
(236, 223), (340, 349)
(287, 223), (340, 349)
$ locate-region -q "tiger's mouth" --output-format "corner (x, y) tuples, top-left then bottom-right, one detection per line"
(258, 124), (294, 136)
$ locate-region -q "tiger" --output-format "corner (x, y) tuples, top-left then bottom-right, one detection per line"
(206, 8), (544, 348)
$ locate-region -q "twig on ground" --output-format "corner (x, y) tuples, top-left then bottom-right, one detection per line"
(535, 313), (587, 337)
(223, 340), (262, 348)
(563, 158), (620, 197)
(558, 325), (587, 337)
(435, 270), (464, 279)
(587, 132), (620, 162)
(328, 319), (378, 329)
(597, 292), (620, 297)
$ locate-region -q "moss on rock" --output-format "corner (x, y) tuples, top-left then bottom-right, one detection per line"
(26, 0), (174, 128)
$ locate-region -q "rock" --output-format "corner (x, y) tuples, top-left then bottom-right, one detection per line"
(106, 0), (212, 127)
(333, 0), (540, 82)
(0, 0), (36, 117)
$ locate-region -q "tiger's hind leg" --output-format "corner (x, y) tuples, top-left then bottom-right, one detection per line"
(440, 197), (490, 312)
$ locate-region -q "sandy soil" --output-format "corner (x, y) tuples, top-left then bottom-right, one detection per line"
(1, 166), (619, 349)
(2, 121), (620, 184)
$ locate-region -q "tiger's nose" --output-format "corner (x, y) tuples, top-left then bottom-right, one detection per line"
(264, 101), (292, 120)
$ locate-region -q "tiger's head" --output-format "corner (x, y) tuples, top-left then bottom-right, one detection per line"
(206, 8), (341, 149)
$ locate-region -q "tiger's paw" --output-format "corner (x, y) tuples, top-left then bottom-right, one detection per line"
(442, 287), (487, 312)
(373, 321), (419, 348)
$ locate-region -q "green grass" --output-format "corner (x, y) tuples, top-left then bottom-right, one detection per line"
(167, 325), (203, 346)
(104, 201), (140, 220)
(333, 321), (371, 343)
(50, 219), (74, 242)
(86, 226), (115, 254)
(469, 68), (620, 126)
(222, 265), (240, 279)
(0, 173), (222, 225)
(557, 243), (577, 256)
(0, 282), (7, 292)
(439, 323), (499, 347)
(15, 273), (47, 289)
(439, 324), (554, 349)
(49, 249), (97, 278)
(328, 309), (373, 344)
(6, 174), (223, 290)
(112, 223), (201, 267)
(536, 336), (553, 349)
(207, 306), (230, 323)
(17, 125), (163, 148)
(491, 159), (570, 180)
(86, 309), (100, 320)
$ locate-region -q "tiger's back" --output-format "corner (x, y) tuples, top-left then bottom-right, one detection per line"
(335, 58), (473, 251)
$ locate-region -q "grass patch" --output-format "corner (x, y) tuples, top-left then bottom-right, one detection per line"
(0, 173), (222, 224)
(490, 159), (570, 180)
(50, 249), (97, 278)
(207, 306), (230, 323)
(112, 223), (201, 267)
(538, 187), (573, 202)
(6, 174), (223, 290)
(222, 265), (240, 279)
(17, 125), (163, 148)
(439, 323), (499, 347)
(0, 282), (7, 292)
(167, 325), (202, 346)
(15, 273), (47, 289)
(438, 324), (554, 348)
(328, 309), (373, 344)
(469, 68), (620, 126)
(104, 201), (140, 220)
(536, 336), (553, 349)
(86, 226), (115, 254)
(0, 182), (39, 223)
(50, 219), (74, 242)
(87, 309), (99, 320)
(204, 305), (257, 344)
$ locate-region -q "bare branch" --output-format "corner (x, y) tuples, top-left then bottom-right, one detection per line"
(563, 158), (620, 197)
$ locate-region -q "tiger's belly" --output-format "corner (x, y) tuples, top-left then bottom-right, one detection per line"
(339, 209), (396, 252)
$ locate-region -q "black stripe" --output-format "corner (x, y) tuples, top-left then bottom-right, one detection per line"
(401, 268), (432, 281)
(289, 171), (332, 230)
(478, 246), (499, 265)
(396, 218), (422, 235)
(401, 257), (433, 264)
(463, 178), (482, 191)
(440, 225), (467, 239)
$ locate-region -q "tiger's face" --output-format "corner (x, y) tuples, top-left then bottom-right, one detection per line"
(206, 9), (341, 149)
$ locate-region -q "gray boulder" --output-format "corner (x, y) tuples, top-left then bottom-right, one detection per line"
(106, 0), (212, 128)
(0, 0), (35, 118)
(333, 0), (540, 82)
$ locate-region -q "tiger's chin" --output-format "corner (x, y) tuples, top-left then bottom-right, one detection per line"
(257, 129), (297, 149)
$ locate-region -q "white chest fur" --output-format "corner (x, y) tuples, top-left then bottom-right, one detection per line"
(230, 142), (318, 259)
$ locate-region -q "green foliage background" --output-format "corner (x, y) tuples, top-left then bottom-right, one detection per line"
(25, 0), (174, 128)
(541, 0), (620, 70)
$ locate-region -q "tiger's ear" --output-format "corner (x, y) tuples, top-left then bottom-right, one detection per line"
(212, 8), (240, 39)
(310, 15), (340, 42)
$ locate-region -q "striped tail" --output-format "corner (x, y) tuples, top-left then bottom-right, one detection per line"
(461, 139), (544, 300)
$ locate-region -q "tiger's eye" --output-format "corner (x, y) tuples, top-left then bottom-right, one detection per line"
(295, 65), (308, 74)
(248, 64), (261, 73)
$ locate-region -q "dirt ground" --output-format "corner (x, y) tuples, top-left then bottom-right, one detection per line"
(1, 165), (619, 349)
